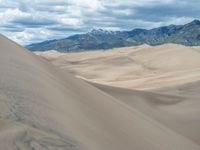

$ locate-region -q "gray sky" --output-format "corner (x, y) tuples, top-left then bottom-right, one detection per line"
(0, 0), (199, 45)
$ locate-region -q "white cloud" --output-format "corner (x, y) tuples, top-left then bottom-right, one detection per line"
(60, 17), (83, 26)
(70, 0), (103, 11)
(0, 0), (199, 45)
(0, 8), (30, 23)
(4, 28), (52, 45)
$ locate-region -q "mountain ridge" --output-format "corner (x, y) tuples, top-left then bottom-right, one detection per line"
(27, 20), (200, 52)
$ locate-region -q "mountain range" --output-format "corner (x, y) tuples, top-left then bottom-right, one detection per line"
(27, 20), (200, 52)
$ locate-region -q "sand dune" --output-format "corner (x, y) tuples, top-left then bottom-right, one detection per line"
(91, 82), (200, 145)
(35, 43), (200, 149)
(36, 44), (200, 90)
(2, 35), (200, 149)
(2, 34), (200, 149)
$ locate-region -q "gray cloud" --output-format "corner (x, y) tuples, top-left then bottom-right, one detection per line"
(12, 17), (58, 27)
(0, 0), (199, 45)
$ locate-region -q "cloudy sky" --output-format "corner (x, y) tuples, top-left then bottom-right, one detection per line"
(0, 0), (199, 45)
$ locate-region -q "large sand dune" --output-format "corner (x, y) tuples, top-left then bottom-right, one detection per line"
(91, 82), (200, 145)
(1, 34), (200, 150)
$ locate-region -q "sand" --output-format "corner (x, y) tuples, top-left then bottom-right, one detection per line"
(36, 44), (200, 90)
(0, 34), (200, 149)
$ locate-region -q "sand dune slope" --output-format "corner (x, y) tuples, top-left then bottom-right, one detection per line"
(91, 82), (200, 145)
(1, 34), (200, 150)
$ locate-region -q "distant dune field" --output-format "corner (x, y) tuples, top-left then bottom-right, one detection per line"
(0, 33), (200, 150)
(36, 44), (200, 91)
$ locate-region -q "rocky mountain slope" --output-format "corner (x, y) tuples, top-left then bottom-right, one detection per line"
(27, 20), (200, 52)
